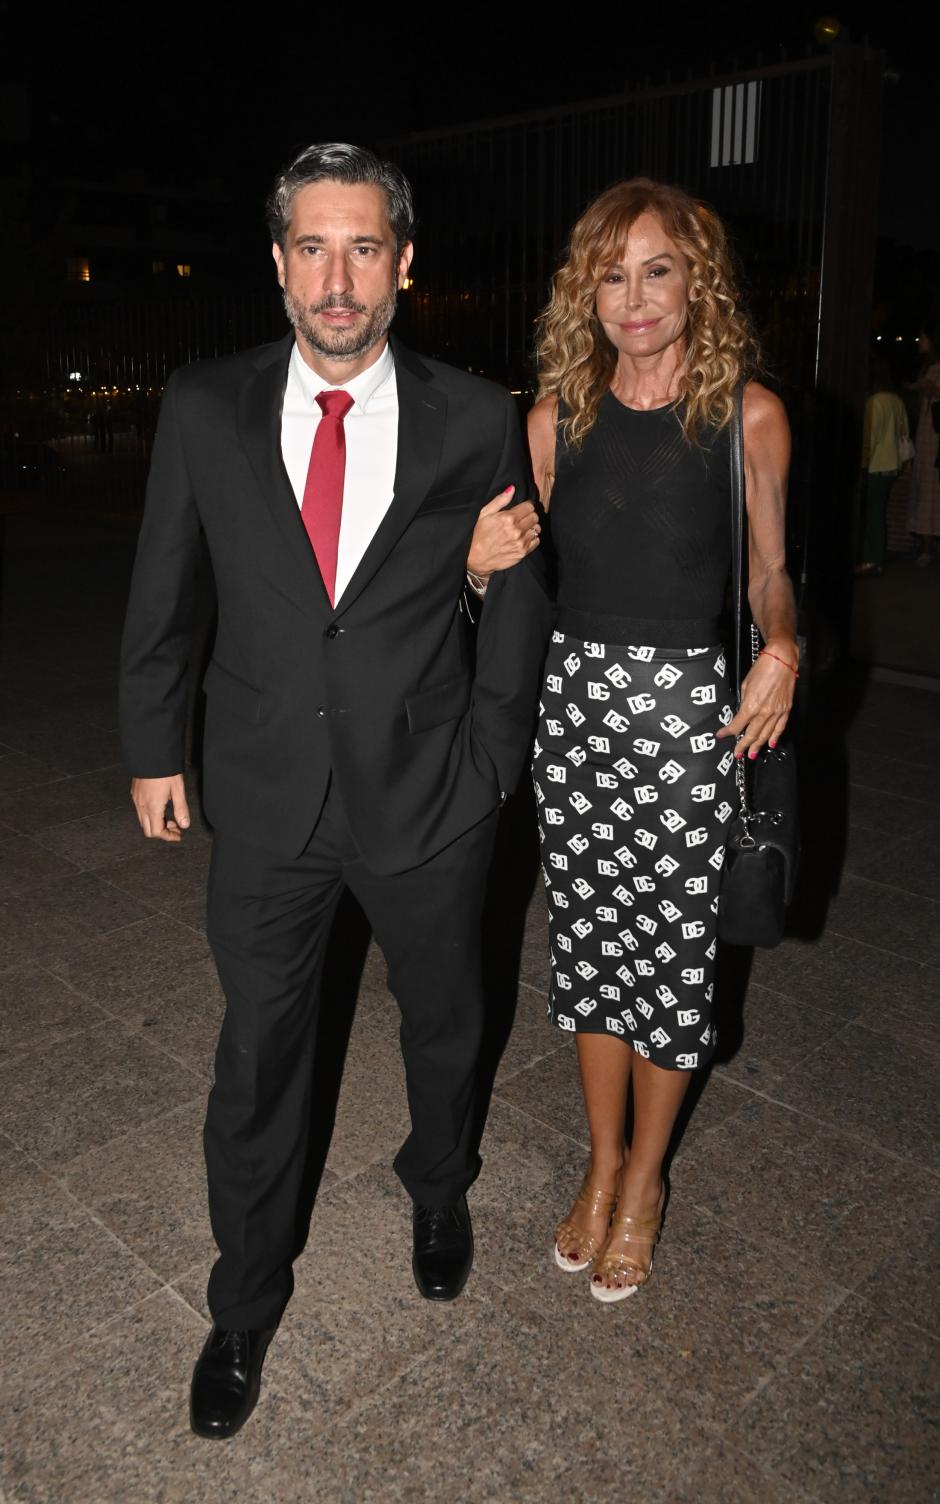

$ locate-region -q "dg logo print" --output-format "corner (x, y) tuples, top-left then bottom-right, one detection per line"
(532, 635), (734, 1070)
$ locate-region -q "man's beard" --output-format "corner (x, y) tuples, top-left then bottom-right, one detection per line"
(282, 285), (398, 361)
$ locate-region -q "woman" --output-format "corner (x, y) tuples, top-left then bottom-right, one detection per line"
(525, 179), (798, 1300)
(856, 360), (912, 576)
(906, 326), (940, 565)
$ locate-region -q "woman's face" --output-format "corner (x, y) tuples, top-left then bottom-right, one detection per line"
(594, 212), (692, 362)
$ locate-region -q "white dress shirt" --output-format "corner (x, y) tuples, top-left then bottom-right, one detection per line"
(281, 340), (398, 604)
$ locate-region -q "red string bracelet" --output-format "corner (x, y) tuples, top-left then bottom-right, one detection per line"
(759, 649), (799, 677)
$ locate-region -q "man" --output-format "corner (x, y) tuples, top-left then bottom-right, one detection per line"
(119, 142), (549, 1439)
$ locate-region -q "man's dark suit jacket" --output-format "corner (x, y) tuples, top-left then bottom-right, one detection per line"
(119, 334), (552, 870)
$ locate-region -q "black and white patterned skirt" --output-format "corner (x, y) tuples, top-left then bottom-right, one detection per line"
(532, 632), (736, 1072)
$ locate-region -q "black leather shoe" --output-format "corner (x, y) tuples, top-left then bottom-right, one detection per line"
(189, 1326), (276, 1439)
(412, 1195), (474, 1301)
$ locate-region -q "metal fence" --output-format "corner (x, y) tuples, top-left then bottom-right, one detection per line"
(4, 290), (285, 516)
(383, 57), (834, 395)
(5, 45), (885, 646)
(380, 44), (885, 642)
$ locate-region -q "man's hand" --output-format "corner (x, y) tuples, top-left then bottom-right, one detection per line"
(467, 486), (541, 582)
(131, 774), (191, 842)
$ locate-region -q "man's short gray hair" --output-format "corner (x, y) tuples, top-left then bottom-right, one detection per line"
(266, 143), (415, 254)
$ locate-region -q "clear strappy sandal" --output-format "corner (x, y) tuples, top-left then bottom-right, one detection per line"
(553, 1179), (619, 1273)
(589, 1190), (665, 1302)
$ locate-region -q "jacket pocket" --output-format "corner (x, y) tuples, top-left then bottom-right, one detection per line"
(405, 673), (471, 734)
(202, 660), (265, 725)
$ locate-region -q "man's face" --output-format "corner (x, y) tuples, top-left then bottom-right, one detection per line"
(272, 180), (413, 367)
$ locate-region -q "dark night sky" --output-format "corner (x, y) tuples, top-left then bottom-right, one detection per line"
(7, 1), (939, 250)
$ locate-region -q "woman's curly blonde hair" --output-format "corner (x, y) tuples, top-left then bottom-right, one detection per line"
(536, 178), (760, 447)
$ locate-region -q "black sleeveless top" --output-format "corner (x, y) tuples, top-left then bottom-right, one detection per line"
(550, 392), (732, 647)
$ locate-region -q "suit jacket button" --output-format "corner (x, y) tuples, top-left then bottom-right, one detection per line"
(325, 625), (339, 639)
(317, 706), (326, 717)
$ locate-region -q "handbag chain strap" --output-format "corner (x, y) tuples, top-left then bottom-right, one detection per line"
(730, 390), (761, 841)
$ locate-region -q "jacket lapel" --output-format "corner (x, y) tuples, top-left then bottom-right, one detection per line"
(335, 343), (447, 615)
(236, 334), (333, 615)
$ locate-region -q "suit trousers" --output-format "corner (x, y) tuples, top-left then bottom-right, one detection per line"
(203, 779), (498, 1328)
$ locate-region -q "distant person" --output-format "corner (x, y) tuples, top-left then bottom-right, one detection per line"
(525, 180), (797, 1300)
(120, 142), (548, 1439)
(907, 325), (940, 565)
(855, 360), (912, 576)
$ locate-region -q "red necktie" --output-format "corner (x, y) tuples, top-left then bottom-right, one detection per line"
(301, 390), (354, 606)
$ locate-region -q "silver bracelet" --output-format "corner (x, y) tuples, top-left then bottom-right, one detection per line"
(466, 570), (489, 597)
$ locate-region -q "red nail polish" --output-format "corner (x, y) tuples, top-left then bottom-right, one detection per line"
(769, 740), (777, 749)
(748, 750), (758, 761)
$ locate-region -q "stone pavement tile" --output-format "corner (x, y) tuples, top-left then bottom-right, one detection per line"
(173, 1164), (398, 1326)
(840, 818), (904, 877)
(0, 1022), (203, 1172)
(0, 1291), (338, 1504)
(322, 1011), (412, 1181)
(847, 821), (940, 903)
(671, 1096), (940, 1293)
(43, 914), (213, 1014)
(842, 782), (938, 838)
(176, 1169), (456, 1322)
(0, 966), (110, 1064)
(0, 835), (80, 899)
(307, 1278), (712, 1504)
(846, 720), (940, 771)
(516, 920), (551, 992)
(524, 878), (550, 930)
(520, 1193), (844, 1432)
(41, 679), (119, 731)
(0, 873), (154, 972)
(490, 982), (570, 1088)
(769, 1020), (940, 1170)
(158, 891), (209, 933)
(464, 1098), (593, 1290)
(0, 711), (121, 776)
(491, 1042), (590, 1145)
(0, 750), (65, 795)
(60, 1099), (215, 1286)
(269, 1243), (517, 1438)
(131, 969), (226, 1081)
(31, 804), (149, 871)
(0, 890), (130, 974)
(714, 983), (843, 1089)
(6, 764), (130, 835)
(494, 1046), (755, 1161)
(851, 683), (940, 741)
(672, 1439), (821, 1503)
(856, 1186), (940, 1341)
(0, 1134), (86, 1261)
(96, 839), (212, 925)
(28, 806), (148, 878)
(725, 1294), (939, 1503)
(30, 869), (153, 933)
(822, 875), (940, 967)
(749, 931), (940, 1041)
(0, 1213), (162, 1410)
(848, 749), (940, 810)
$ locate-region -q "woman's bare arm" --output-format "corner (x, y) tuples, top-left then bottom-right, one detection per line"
(526, 396), (558, 509)
(717, 381), (799, 758)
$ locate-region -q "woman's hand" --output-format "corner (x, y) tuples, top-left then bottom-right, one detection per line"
(466, 486), (541, 580)
(717, 642), (798, 759)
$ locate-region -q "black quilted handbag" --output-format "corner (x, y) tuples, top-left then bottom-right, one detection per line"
(716, 391), (800, 949)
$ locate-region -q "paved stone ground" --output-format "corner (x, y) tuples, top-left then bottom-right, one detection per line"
(1, 510), (937, 1504)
